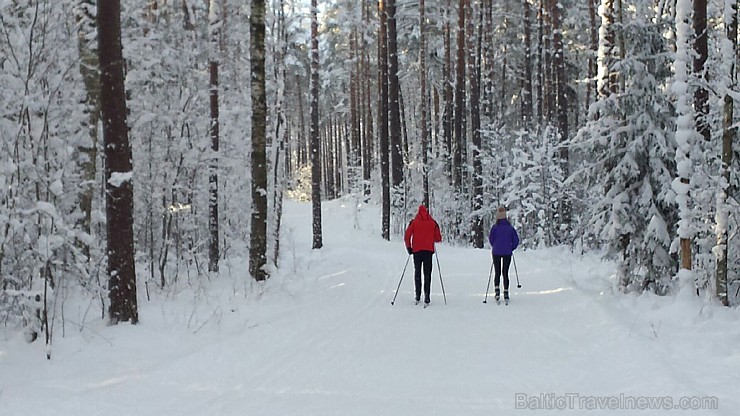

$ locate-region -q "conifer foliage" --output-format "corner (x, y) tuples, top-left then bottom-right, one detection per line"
(1, 0), (739, 347)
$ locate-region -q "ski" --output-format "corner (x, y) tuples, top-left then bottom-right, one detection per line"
(505, 298), (510, 306)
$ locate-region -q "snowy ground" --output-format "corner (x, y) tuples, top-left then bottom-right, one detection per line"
(2, 198), (739, 415)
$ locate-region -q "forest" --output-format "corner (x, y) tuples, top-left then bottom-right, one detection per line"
(0, 0), (738, 348)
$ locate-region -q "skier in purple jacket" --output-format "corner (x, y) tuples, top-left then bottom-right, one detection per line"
(488, 206), (520, 303)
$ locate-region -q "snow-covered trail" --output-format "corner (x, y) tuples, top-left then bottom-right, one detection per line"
(2, 199), (738, 415)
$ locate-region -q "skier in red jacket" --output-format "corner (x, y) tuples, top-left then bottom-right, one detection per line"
(404, 205), (442, 305)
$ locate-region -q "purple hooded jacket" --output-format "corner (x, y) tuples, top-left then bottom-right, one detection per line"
(488, 219), (520, 256)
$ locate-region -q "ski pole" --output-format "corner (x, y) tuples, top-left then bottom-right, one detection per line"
(435, 251), (447, 305)
(483, 258), (494, 303)
(390, 254), (412, 305)
(513, 254), (521, 288)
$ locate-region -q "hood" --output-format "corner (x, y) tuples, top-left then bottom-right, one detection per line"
(415, 205), (431, 221)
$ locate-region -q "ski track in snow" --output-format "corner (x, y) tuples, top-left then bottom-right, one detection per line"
(1, 199), (739, 416)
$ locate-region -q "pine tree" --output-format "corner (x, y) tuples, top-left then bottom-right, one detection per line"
(310, 0), (324, 249)
(379, 0), (391, 241)
(453, 0), (466, 192)
(208, 0), (222, 273)
(387, 0), (403, 208)
(672, 0), (699, 287)
(74, 0), (100, 262)
(250, 0), (269, 280)
(469, 1), (484, 248)
(419, 0), (430, 207)
(269, 0), (289, 268)
(98, 0), (138, 324)
(716, 0), (736, 306)
(574, 1), (676, 293)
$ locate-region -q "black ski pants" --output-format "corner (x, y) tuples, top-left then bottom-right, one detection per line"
(493, 254), (512, 293)
(413, 250), (434, 302)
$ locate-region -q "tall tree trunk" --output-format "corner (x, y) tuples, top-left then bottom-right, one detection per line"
(615, 0), (625, 92)
(296, 73), (307, 168)
(453, 0), (466, 192)
(469, 2), (483, 248)
(419, 0), (430, 207)
(433, 87), (440, 151)
(717, 0), (736, 306)
(536, 0), (545, 122)
(399, 88), (409, 170)
(586, 0), (598, 113)
(270, 0), (288, 267)
(673, 0), (695, 279)
(522, 0), (533, 125)
(443, 0), (453, 176)
(208, 0), (221, 273)
(551, 0), (570, 231)
(480, 1), (489, 120)
(75, 0), (100, 262)
(387, 0), (403, 210)
(362, 0), (374, 198)
(498, 2), (509, 119)
(326, 119), (336, 199)
(379, 0), (391, 240)
(694, 0), (710, 142)
(98, 0), (138, 324)
(321, 122), (327, 196)
(350, 29), (361, 191)
(363, 56), (374, 198)
(250, 0), (269, 280)
(337, 119), (345, 194)
(541, 0), (553, 122)
(598, 0), (618, 97)
(181, 0), (195, 30)
(310, 0), (323, 249)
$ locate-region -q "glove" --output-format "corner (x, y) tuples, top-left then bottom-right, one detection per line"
(407, 247), (413, 255)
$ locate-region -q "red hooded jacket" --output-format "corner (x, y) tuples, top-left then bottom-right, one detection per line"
(404, 205), (442, 253)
